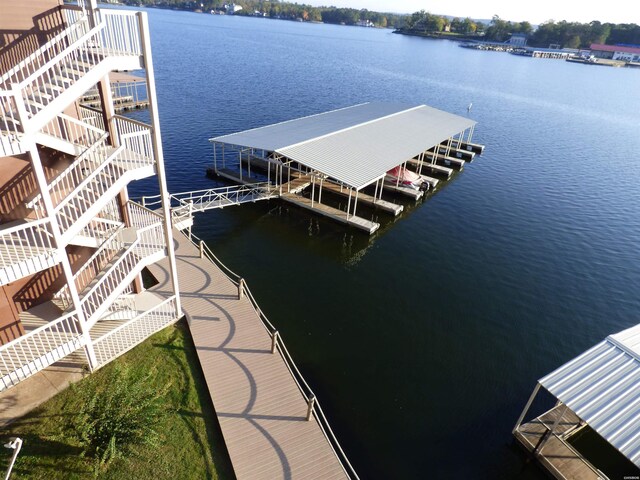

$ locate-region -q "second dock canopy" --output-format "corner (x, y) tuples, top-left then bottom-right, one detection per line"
(209, 102), (476, 191)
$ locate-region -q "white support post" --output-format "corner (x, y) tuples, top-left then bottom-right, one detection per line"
(373, 179), (379, 204)
(353, 190), (359, 218)
(213, 142), (218, 173)
(311, 174), (315, 207)
(138, 11), (181, 316)
(513, 383), (541, 434)
(222, 143), (226, 169)
(318, 177), (323, 204)
(346, 188), (352, 219)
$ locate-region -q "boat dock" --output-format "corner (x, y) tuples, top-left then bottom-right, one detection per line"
(208, 102), (485, 235)
(147, 230), (356, 479)
(514, 325), (640, 479)
(514, 405), (599, 480)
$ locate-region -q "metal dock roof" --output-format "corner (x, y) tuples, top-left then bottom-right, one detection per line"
(210, 102), (476, 190)
(539, 323), (640, 467)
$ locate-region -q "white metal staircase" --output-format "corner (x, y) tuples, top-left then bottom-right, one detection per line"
(0, 6), (176, 391)
(0, 9), (144, 156)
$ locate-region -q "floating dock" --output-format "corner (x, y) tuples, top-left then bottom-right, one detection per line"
(321, 181), (403, 216)
(514, 324), (640, 479)
(281, 193), (380, 234)
(406, 158), (453, 178)
(208, 102), (485, 235)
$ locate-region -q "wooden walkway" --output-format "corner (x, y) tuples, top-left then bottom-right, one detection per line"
(147, 231), (350, 480)
(514, 405), (601, 480)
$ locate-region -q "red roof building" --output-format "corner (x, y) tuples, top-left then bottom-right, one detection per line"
(590, 43), (640, 62)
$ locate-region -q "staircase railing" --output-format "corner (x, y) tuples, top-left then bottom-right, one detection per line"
(5, 10), (142, 125)
(0, 91), (22, 155)
(41, 112), (106, 151)
(79, 105), (106, 131)
(0, 17), (90, 89)
(79, 222), (164, 323)
(74, 227), (124, 294)
(0, 311), (83, 391)
(95, 10), (143, 56)
(50, 125), (154, 235)
(27, 131), (110, 219)
(92, 295), (178, 367)
(0, 219), (56, 271)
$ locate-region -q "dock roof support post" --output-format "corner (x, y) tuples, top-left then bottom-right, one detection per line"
(378, 178), (383, 200)
(373, 178), (379, 204)
(534, 403), (569, 455)
(513, 383), (541, 434)
(418, 151), (424, 175)
(267, 157), (271, 185)
(318, 176), (324, 205)
(468, 124), (475, 143)
(445, 137), (453, 157)
(213, 142), (218, 174)
(239, 149), (243, 181)
(311, 174), (315, 208)
(247, 149), (251, 178)
(222, 143), (226, 169)
(138, 11), (181, 317)
(346, 188), (352, 220)
(353, 189), (359, 218)
(280, 160), (284, 195)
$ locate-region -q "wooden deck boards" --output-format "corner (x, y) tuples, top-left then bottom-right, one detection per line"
(147, 231), (348, 480)
(514, 406), (601, 480)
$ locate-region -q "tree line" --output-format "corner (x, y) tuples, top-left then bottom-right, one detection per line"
(398, 12), (640, 49)
(126, 0), (405, 28)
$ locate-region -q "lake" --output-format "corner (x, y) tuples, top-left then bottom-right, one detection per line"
(126, 8), (640, 479)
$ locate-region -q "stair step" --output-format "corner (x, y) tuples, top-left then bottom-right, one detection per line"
(19, 300), (65, 332)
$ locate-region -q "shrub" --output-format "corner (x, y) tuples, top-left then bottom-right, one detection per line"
(67, 363), (169, 471)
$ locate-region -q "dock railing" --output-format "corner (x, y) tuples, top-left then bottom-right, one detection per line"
(182, 229), (359, 480)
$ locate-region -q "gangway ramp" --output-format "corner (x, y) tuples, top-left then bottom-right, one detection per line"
(172, 182), (278, 212)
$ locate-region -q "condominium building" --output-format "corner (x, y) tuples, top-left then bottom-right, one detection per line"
(0, 0), (182, 392)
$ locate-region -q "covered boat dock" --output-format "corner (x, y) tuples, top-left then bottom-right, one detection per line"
(513, 323), (640, 479)
(209, 102), (480, 234)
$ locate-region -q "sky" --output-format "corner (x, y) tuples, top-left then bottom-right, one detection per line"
(302, 0), (640, 25)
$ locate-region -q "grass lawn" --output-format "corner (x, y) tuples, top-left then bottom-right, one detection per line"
(0, 319), (235, 480)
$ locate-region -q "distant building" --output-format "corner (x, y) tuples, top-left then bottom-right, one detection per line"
(590, 43), (640, 62)
(225, 3), (242, 14)
(508, 33), (527, 47)
(356, 19), (375, 27)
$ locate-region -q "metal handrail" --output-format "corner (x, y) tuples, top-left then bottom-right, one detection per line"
(0, 16), (89, 88)
(0, 310), (81, 354)
(181, 229), (359, 479)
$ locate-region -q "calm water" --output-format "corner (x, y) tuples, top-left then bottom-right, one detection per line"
(126, 8), (640, 479)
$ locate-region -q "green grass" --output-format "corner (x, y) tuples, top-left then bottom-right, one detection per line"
(0, 320), (235, 480)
